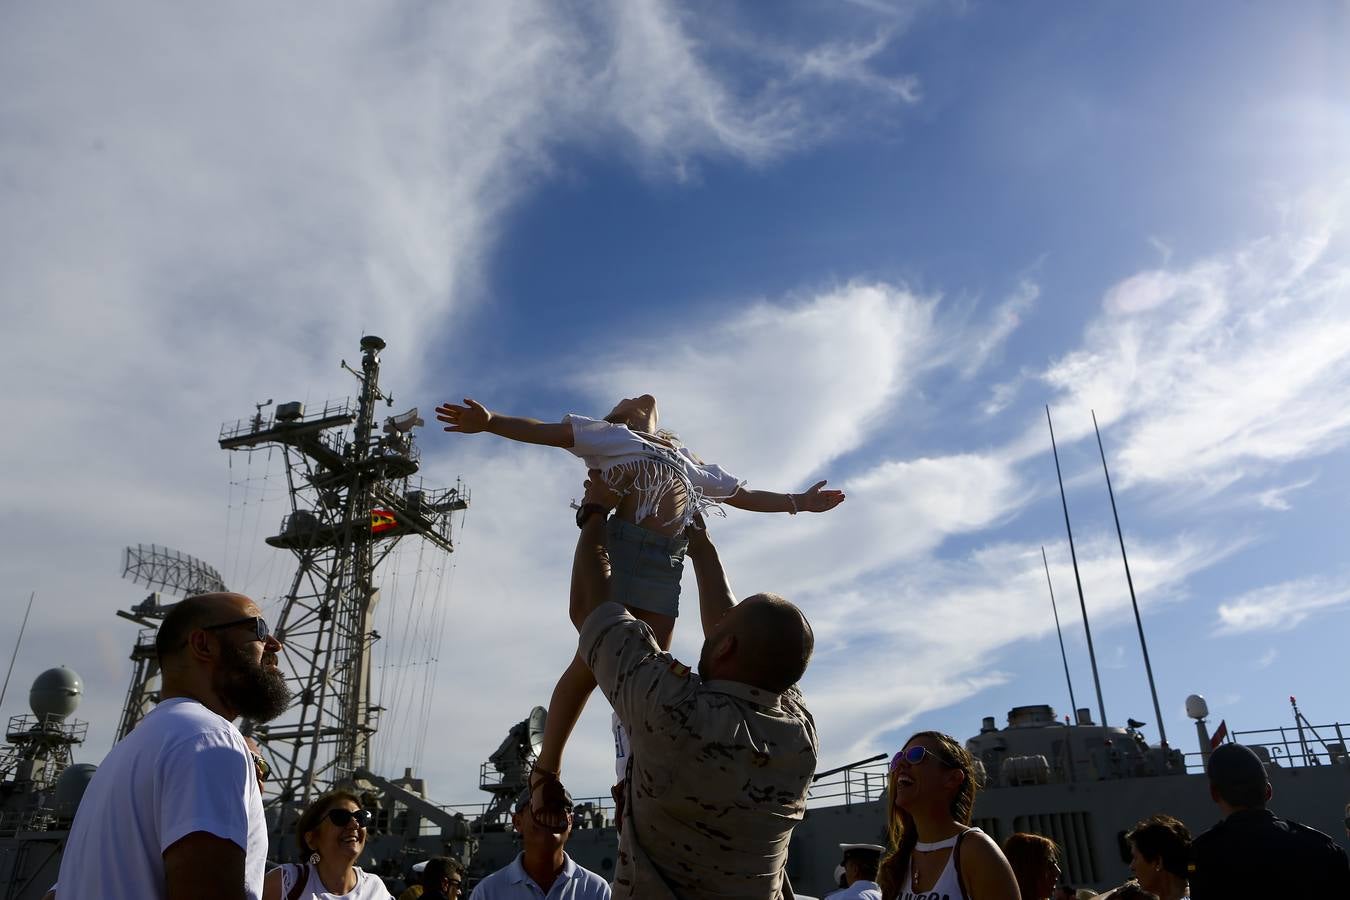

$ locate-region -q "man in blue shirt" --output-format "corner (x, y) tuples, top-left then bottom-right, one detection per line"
(469, 793), (610, 900)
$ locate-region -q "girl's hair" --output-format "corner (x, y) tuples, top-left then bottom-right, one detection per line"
(1003, 832), (1061, 899)
(1125, 814), (1192, 879)
(877, 731), (981, 899)
(296, 789), (363, 857)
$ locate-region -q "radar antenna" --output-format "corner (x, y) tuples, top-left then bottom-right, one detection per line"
(122, 544), (227, 596)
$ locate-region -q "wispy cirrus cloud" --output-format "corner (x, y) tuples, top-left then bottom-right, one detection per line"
(1216, 575), (1350, 635)
(1028, 189), (1350, 490)
(802, 532), (1235, 758)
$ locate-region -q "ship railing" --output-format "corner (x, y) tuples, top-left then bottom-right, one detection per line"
(411, 795), (618, 835)
(807, 757), (891, 808)
(0, 804), (60, 837)
(219, 398), (356, 443)
(1181, 721), (1350, 773)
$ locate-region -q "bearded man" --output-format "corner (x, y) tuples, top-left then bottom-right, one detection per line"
(54, 592), (291, 900)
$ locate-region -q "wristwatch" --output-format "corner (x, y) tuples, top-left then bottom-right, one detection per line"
(576, 503), (609, 529)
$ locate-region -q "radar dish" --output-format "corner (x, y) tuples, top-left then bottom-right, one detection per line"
(122, 544), (227, 597)
(526, 706), (547, 759)
(55, 763), (99, 816)
(30, 666), (82, 719)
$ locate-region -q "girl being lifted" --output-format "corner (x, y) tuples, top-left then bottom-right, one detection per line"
(435, 393), (845, 826)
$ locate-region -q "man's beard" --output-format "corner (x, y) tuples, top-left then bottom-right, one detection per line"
(217, 645), (292, 723)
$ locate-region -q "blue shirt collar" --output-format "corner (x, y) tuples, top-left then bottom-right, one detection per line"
(506, 852), (578, 888)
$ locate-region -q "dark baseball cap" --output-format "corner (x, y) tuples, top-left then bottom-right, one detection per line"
(1207, 743), (1267, 787)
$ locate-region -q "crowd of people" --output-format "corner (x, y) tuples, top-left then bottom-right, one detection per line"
(42, 395), (1350, 899)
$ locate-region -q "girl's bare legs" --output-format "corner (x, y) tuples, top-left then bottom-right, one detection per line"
(530, 608), (675, 827)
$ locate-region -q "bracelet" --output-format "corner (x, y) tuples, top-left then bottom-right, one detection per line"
(786, 494), (798, 515)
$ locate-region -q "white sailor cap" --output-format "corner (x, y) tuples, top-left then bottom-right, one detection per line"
(839, 843), (885, 857)
(411, 860), (429, 874)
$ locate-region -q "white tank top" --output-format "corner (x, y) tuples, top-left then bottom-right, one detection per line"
(899, 827), (982, 900)
(279, 864), (393, 900)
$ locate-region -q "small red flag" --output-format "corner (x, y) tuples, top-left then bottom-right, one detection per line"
(1210, 719), (1228, 749)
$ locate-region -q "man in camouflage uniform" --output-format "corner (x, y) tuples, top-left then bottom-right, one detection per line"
(571, 477), (817, 899)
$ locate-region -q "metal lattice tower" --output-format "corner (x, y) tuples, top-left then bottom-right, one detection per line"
(217, 335), (467, 812)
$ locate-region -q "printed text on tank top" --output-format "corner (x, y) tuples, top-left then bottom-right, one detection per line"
(901, 827), (980, 900)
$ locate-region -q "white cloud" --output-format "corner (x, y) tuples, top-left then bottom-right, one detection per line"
(958, 279), (1039, 378)
(573, 282), (935, 490)
(1032, 191), (1350, 489)
(1216, 575), (1350, 635)
(797, 532), (1233, 759)
(0, 1), (930, 804)
(1254, 477), (1316, 511)
(792, 32), (922, 102)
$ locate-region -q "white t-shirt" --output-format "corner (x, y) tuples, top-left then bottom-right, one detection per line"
(278, 863), (393, 899)
(563, 414), (743, 528)
(56, 697), (268, 900)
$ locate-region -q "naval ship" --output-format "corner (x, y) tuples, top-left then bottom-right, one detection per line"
(4, 337), (1348, 897)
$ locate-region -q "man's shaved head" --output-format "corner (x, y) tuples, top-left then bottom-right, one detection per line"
(155, 592), (256, 663)
(714, 593), (814, 693)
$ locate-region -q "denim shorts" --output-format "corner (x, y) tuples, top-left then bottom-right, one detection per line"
(606, 516), (688, 618)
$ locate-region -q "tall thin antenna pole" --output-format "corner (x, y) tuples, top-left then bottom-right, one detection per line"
(1093, 410), (1167, 747)
(1047, 406), (1108, 727)
(1041, 546), (1079, 720)
(1, 591), (36, 710)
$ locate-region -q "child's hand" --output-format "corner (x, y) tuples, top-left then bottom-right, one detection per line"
(435, 398), (492, 433)
(800, 480), (846, 512)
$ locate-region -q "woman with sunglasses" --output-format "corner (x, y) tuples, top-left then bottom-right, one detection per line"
(263, 790), (393, 900)
(877, 732), (1020, 900)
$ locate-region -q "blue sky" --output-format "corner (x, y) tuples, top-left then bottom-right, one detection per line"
(3, 0), (1350, 804)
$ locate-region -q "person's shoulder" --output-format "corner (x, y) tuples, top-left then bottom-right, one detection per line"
(571, 861), (611, 891)
(580, 601), (640, 648)
(146, 699), (246, 753)
(1191, 817), (1228, 847)
(958, 827), (1004, 858)
(1278, 815), (1349, 853)
(154, 697), (238, 734)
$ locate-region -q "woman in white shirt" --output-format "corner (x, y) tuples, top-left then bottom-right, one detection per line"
(877, 731), (1020, 900)
(262, 791), (392, 900)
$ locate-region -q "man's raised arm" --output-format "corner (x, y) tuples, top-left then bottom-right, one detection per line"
(685, 521), (736, 638)
(568, 471), (617, 632)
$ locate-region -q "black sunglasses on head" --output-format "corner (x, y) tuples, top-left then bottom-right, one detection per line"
(203, 616), (272, 643)
(325, 808), (372, 829)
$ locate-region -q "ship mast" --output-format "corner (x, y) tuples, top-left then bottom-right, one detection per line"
(218, 335), (468, 810)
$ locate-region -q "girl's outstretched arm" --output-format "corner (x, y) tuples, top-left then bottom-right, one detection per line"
(434, 397), (574, 447)
(723, 479), (845, 514)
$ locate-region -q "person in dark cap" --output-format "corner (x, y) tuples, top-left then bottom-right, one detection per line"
(824, 843), (883, 899)
(1189, 742), (1350, 897)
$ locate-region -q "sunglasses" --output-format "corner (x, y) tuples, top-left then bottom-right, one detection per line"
(889, 745), (952, 772)
(325, 808), (373, 829)
(203, 616), (273, 643)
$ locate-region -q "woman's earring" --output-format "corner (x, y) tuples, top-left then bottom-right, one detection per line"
(308, 852), (321, 865)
